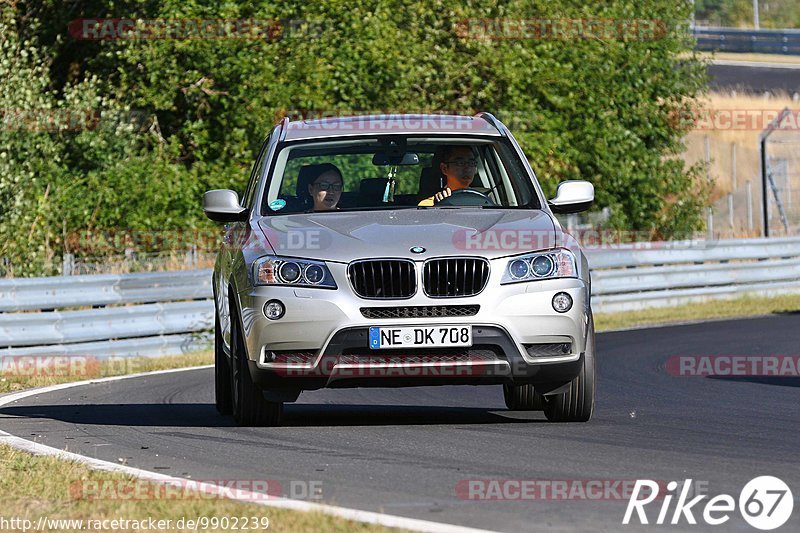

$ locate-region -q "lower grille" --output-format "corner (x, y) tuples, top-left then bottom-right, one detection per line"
(337, 349), (499, 366)
(360, 305), (479, 319)
(339, 344), (505, 364)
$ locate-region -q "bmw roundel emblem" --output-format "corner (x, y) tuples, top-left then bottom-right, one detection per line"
(410, 246), (426, 254)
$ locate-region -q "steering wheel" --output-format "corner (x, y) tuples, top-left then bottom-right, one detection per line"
(435, 188), (496, 207)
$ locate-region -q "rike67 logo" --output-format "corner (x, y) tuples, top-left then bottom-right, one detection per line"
(624, 477), (793, 530)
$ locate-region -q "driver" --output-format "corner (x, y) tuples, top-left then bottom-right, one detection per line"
(418, 146), (477, 206)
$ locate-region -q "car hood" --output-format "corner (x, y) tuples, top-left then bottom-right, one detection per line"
(257, 209), (557, 262)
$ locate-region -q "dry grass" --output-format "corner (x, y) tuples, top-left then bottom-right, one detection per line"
(595, 293), (800, 331)
(696, 52), (800, 65)
(682, 91), (800, 237)
(0, 352), (213, 395)
(685, 91), (799, 198)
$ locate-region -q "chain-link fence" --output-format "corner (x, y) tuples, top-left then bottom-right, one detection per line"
(763, 130), (800, 236)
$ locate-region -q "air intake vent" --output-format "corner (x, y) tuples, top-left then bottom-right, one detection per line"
(360, 305), (479, 319)
(348, 259), (416, 299)
(423, 258), (489, 297)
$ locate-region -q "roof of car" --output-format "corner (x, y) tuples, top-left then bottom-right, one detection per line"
(282, 113), (503, 141)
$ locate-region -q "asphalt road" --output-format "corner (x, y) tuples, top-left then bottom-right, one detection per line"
(709, 63), (800, 93)
(2, 315), (799, 532)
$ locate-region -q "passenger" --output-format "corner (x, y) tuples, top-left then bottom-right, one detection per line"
(418, 146), (477, 206)
(307, 163), (343, 211)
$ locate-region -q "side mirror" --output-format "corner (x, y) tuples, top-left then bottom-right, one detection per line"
(548, 180), (594, 214)
(203, 190), (248, 222)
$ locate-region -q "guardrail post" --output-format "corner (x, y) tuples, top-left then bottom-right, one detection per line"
(62, 253), (74, 276)
(185, 246), (198, 268)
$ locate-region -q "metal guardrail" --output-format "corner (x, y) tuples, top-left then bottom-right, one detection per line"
(0, 270), (212, 312)
(0, 270), (213, 357)
(586, 237), (800, 313)
(1, 237), (799, 356)
(694, 27), (800, 55)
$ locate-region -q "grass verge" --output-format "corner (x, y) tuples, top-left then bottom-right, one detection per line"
(696, 52), (800, 65)
(0, 351), (214, 395)
(595, 293), (800, 331)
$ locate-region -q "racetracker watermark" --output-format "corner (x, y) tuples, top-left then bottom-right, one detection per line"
(1, 109), (99, 132)
(0, 356), (141, 378)
(0, 109), (149, 132)
(623, 477), (793, 529)
(685, 109), (800, 131)
(273, 354), (494, 378)
(453, 229), (713, 253)
(68, 479), (323, 502)
(456, 479), (684, 501)
(285, 113), (483, 132)
(455, 18), (668, 41)
(665, 355), (800, 377)
(68, 18), (329, 41)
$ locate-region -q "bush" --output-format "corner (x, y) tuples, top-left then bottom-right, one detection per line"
(4, 1), (709, 275)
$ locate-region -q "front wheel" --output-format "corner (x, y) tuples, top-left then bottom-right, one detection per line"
(230, 308), (283, 427)
(503, 384), (546, 411)
(543, 315), (596, 422)
(214, 313), (232, 415)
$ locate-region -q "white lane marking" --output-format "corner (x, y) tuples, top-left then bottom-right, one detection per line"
(710, 59), (800, 70)
(0, 366), (492, 533)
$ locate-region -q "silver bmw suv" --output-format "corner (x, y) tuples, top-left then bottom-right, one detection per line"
(204, 113), (596, 426)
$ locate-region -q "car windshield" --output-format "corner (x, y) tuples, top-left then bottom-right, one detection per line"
(260, 137), (540, 214)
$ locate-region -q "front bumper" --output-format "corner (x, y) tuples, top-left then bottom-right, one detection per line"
(236, 263), (590, 390)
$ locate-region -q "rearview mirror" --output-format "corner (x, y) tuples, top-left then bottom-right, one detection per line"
(548, 180), (594, 214)
(372, 151), (420, 166)
(203, 190), (248, 222)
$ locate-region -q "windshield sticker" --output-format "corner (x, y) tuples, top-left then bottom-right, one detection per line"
(269, 199), (287, 211)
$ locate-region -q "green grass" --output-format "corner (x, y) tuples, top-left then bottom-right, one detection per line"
(595, 293), (800, 332)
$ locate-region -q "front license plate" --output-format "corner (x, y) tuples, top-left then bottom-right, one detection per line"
(369, 326), (472, 349)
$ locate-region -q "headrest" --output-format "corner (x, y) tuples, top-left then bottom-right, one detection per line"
(418, 151), (446, 197)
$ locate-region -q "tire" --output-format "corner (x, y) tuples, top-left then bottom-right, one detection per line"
(214, 313), (233, 415)
(503, 383), (546, 411)
(230, 306), (283, 427)
(544, 315), (596, 422)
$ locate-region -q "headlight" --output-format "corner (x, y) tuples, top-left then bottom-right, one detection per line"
(253, 256), (337, 288)
(500, 249), (577, 284)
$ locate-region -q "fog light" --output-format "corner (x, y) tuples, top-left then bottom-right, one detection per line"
(552, 292), (573, 313)
(264, 299), (285, 320)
